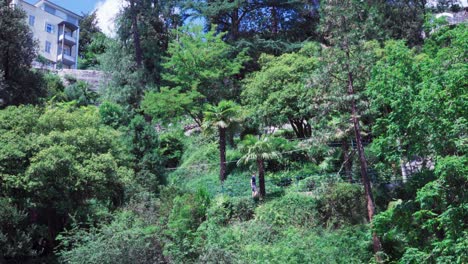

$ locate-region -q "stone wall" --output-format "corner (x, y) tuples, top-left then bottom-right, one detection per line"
(56, 69), (110, 91)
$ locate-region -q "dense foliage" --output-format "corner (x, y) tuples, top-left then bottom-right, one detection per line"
(0, 0), (466, 263)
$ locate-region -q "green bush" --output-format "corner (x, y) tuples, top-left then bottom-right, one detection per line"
(0, 198), (37, 260)
(57, 211), (164, 264)
(197, 220), (373, 264)
(124, 115), (165, 193)
(207, 196), (256, 226)
(98, 101), (128, 128)
(226, 148), (243, 175)
(374, 155), (468, 263)
(44, 73), (66, 100)
(64, 81), (98, 106)
(241, 226), (373, 264)
(163, 188), (210, 263)
(317, 182), (367, 228)
(159, 131), (185, 168)
(255, 193), (319, 228)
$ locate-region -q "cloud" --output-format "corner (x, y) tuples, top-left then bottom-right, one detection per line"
(94, 0), (127, 37)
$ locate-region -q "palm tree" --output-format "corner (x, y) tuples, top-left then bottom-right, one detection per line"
(237, 135), (281, 198)
(202, 100), (242, 183)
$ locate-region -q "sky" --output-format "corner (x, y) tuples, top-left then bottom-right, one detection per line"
(25, 0), (125, 36)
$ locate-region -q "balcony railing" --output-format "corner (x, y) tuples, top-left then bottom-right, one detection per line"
(57, 53), (75, 66)
(59, 33), (77, 46)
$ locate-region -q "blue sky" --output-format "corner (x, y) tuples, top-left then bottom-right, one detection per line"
(25, 0), (98, 15)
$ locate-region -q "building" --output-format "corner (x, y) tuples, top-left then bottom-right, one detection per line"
(11, 0), (81, 69)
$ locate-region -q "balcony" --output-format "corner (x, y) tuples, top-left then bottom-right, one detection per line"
(57, 53), (75, 66)
(59, 33), (77, 46)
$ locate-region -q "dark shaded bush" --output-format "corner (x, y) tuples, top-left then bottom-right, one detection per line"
(64, 81), (98, 106)
(0, 198), (37, 261)
(317, 182), (367, 228)
(98, 101), (128, 129)
(159, 131), (185, 168)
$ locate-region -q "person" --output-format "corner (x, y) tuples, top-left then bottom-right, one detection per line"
(251, 173), (258, 198)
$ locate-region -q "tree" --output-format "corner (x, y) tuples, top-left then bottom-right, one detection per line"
(318, 0), (383, 258)
(374, 0), (427, 46)
(101, 0), (183, 108)
(0, 1), (46, 106)
(0, 105), (133, 246)
(369, 25), (467, 262)
(187, 0), (320, 43)
(125, 115), (165, 192)
(242, 43), (320, 138)
(202, 100), (242, 183)
(237, 135), (281, 198)
(117, 0), (183, 81)
(78, 11), (102, 57)
(143, 25), (248, 125)
(78, 32), (107, 69)
(99, 39), (147, 108)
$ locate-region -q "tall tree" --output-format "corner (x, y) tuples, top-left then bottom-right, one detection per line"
(237, 135), (281, 198)
(142, 25), (248, 125)
(242, 43), (320, 139)
(371, 24), (467, 263)
(117, 0), (183, 82)
(318, 0), (383, 258)
(78, 11), (102, 56)
(202, 100), (242, 183)
(0, 1), (46, 107)
(128, 0), (143, 67)
(375, 0), (427, 46)
(78, 11), (107, 69)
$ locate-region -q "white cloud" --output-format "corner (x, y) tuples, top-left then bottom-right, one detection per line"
(94, 0), (127, 37)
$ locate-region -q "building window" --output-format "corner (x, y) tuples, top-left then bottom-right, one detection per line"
(28, 15), (35, 26)
(45, 41), (51, 53)
(44, 5), (56, 15)
(63, 46), (71, 56)
(45, 23), (54, 33)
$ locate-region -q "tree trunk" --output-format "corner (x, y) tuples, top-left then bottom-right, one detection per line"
(46, 206), (58, 247)
(346, 57), (383, 258)
(257, 158), (266, 198)
(129, 0), (143, 67)
(289, 118), (311, 139)
(271, 6), (278, 34)
(342, 139), (353, 182)
(219, 127), (227, 182)
(230, 8), (239, 41)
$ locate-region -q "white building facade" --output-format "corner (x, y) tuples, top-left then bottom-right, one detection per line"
(11, 0), (81, 69)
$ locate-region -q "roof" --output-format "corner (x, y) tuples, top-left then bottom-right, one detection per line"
(33, 0), (82, 19)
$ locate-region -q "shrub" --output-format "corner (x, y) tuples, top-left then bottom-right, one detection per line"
(207, 196), (256, 226)
(98, 101), (128, 128)
(0, 198), (36, 260)
(241, 226), (373, 264)
(57, 211), (165, 264)
(43, 73), (65, 100)
(255, 193), (319, 228)
(159, 131), (185, 168)
(163, 188), (210, 263)
(317, 182), (367, 228)
(124, 115), (165, 193)
(226, 148), (243, 174)
(64, 81), (98, 106)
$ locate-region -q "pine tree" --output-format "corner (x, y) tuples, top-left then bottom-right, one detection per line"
(318, 0), (384, 259)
